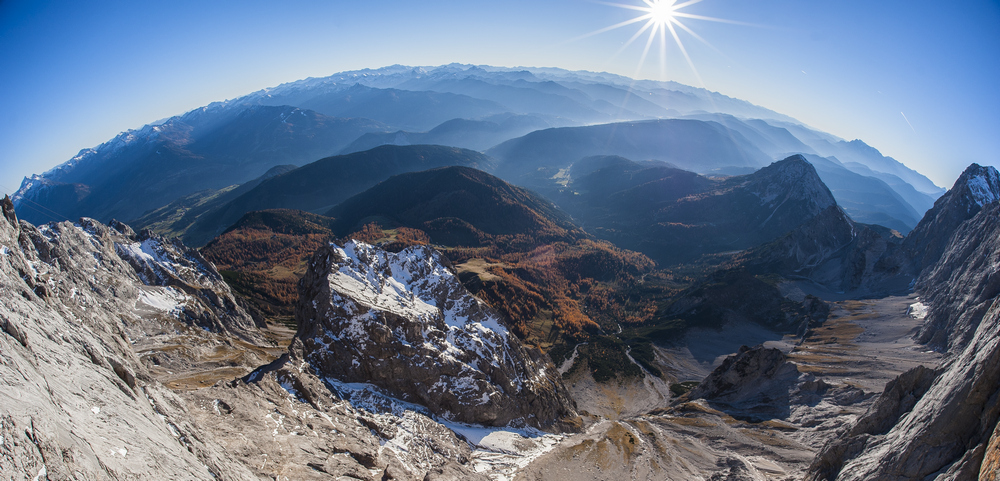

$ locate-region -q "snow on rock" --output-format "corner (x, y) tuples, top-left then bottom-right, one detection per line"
(964, 165), (1000, 207)
(906, 301), (928, 320)
(110, 225), (265, 339)
(294, 240), (577, 430)
(0, 196), (260, 479)
(135, 286), (188, 317)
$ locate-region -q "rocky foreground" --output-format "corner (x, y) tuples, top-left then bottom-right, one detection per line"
(0, 198), (572, 479)
(1, 164), (999, 481)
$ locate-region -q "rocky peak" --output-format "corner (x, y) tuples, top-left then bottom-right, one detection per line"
(293, 240), (577, 429)
(744, 155), (836, 213)
(1, 195), (16, 226)
(904, 163), (1000, 274)
(687, 345), (802, 421)
(954, 163), (1000, 210)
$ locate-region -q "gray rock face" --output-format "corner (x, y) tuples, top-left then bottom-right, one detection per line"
(294, 240), (577, 429)
(0, 196), (492, 480)
(688, 345), (802, 421)
(916, 201), (1000, 351)
(904, 163), (1000, 275)
(0, 196), (260, 479)
(805, 365), (941, 481)
(805, 196), (1000, 481)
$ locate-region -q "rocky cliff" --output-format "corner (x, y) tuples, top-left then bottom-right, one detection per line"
(915, 201), (1000, 351)
(0, 196), (261, 479)
(904, 163), (1000, 275)
(293, 240), (577, 429)
(0, 197), (520, 479)
(805, 197), (1000, 480)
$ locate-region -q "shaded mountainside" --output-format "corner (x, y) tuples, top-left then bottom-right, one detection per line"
(340, 115), (553, 154)
(801, 154), (921, 233)
(806, 198), (1000, 481)
(13, 105), (386, 225)
(130, 164), (297, 239)
(904, 163), (1000, 275)
(560, 155), (838, 266)
(486, 119), (771, 187)
(731, 205), (911, 297)
(182, 144), (497, 246)
(325, 166), (582, 245)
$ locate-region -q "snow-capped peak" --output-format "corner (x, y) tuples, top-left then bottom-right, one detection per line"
(295, 240), (574, 428)
(962, 164), (1000, 207)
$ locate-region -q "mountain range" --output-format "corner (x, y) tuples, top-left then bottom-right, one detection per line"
(6, 63), (998, 480)
(15, 64), (942, 238)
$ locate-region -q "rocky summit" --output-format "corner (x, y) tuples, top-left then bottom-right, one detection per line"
(294, 240), (577, 429)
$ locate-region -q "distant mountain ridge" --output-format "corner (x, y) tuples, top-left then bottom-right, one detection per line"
(179, 144), (495, 246)
(14, 105), (387, 224)
(14, 63), (944, 237)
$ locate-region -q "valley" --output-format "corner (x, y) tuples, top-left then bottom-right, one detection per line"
(3, 64), (998, 480)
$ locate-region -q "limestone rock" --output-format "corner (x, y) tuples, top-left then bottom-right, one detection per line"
(0, 196), (259, 479)
(687, 345), (802, 421)
(805, 192), (1000, 480)
(293, 240), (577, 429)
(904, 163), (1000, 276)
(915, 201), (1000, 351)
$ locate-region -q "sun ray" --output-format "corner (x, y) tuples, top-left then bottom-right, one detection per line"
(659, 19), (669, 79)
(671, 12), (760, 27)
(591, 1), (657, 13)
(614, 18), (658, 58)
(669, 15), (729, 59)
(671, 0), (705, 10)
(634, 21), (661, 77)
(567, 14), (653, 43)
(665, 20), (704, 86)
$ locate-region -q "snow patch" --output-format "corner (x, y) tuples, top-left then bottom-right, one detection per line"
(966, 169), (1000, 207)
(442, 421), (564, 480)
(135, 286), (187, 317)
(907, 301), (928, 320)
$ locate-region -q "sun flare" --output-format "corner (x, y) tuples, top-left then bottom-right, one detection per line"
(646, 0), (677, 25)
(580, 0), (741, 83)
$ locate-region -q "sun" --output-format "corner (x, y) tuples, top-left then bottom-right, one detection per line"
(646, 0), (677, 25)
(577, 0), (742, 83)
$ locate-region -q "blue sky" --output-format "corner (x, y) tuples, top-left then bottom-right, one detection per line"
(1, 0), (998, 195)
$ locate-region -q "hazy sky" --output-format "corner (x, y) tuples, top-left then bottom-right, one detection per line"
(1, 0), (998, 195)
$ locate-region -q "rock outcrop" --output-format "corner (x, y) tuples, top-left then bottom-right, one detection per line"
(805, 193), (1000, 480)
(0, 197), (502, 479)
(294, 240), (577, 429)
(687, 346), (801, 420)
(0, 196), (260, 479)
(904, 163), (1000, 275)
(915, 201), (1000, 351)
